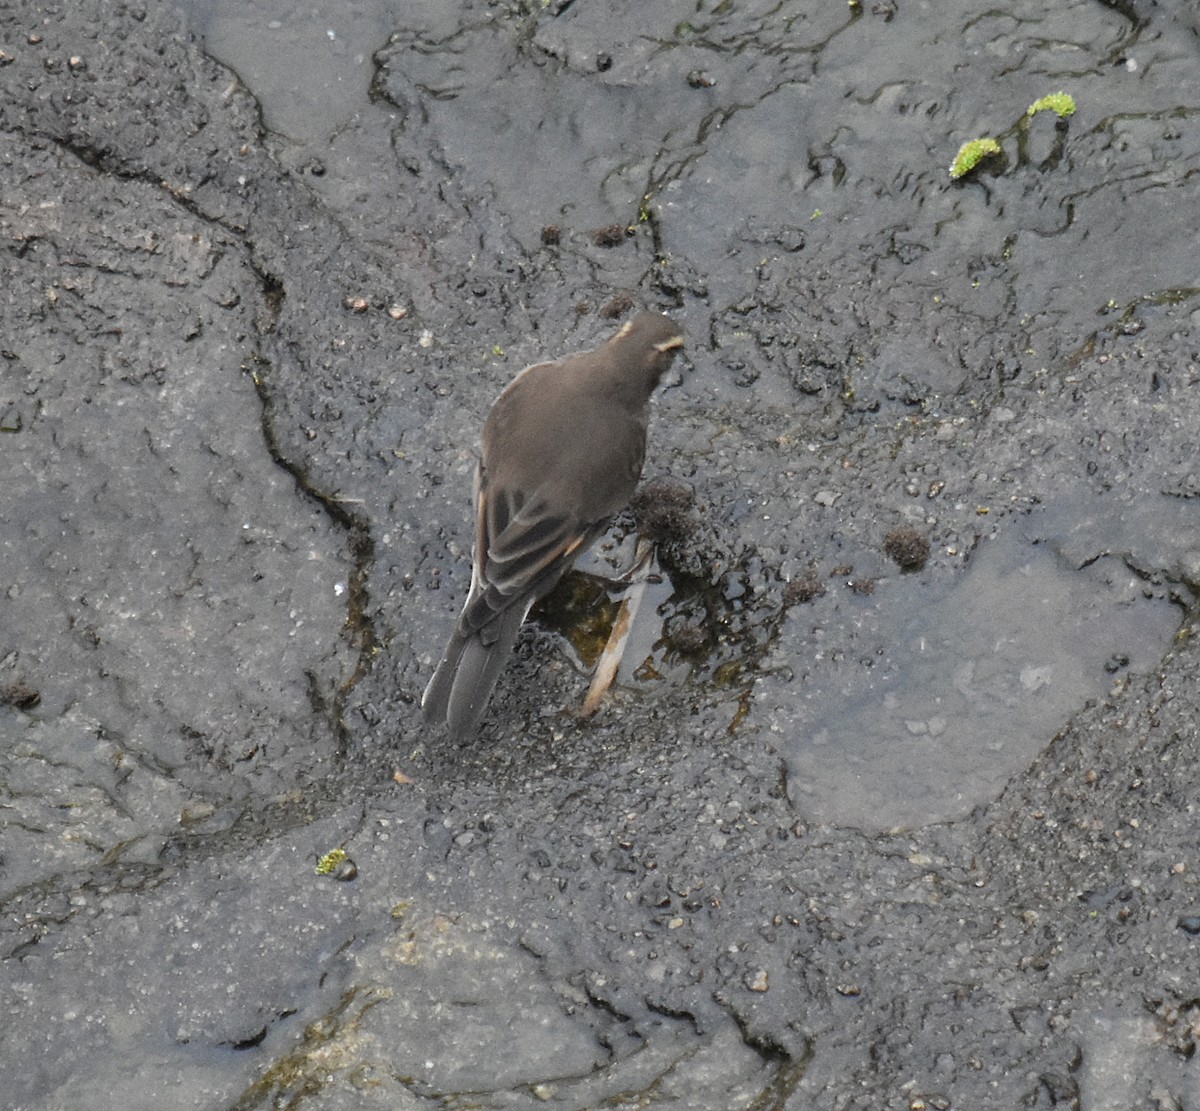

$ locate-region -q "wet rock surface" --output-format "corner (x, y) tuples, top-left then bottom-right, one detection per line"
(3, 0), (1200, 1107)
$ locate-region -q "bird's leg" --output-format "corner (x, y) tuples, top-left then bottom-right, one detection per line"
(611, 536), (657, 583)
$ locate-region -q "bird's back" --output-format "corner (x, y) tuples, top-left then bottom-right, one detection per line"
(483, 356), (647, 525)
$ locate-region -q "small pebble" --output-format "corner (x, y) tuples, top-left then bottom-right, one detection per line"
(0, 681), (40, 710)
(884, 526), (931, 571)
(745, 969), (769, 992)
(783, 575), (825, 606)
(599, 291), (635, 319)
(590, 223), (627, 248)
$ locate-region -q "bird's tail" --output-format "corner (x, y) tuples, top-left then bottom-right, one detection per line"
(421, 602), (530, 737)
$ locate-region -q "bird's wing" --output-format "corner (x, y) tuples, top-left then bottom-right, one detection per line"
(457, 470), (596, 637)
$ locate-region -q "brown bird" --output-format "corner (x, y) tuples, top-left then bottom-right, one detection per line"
(422, 311), (685, 736)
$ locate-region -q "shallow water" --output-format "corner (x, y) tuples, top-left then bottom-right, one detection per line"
(778, 501), (1184, 830)
(11, 0), (1191, 1104)
(177, 0), (1197, 837)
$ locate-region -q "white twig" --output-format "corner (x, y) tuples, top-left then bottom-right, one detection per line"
(581, 538), (655, 717)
